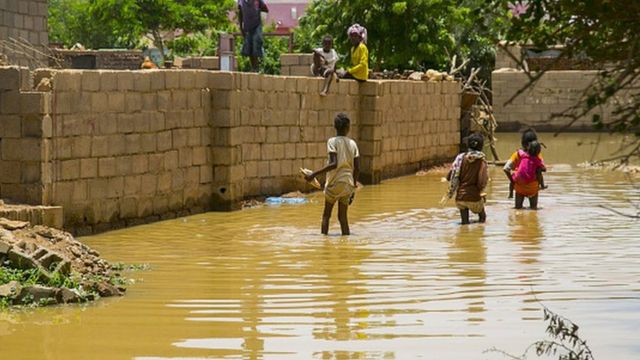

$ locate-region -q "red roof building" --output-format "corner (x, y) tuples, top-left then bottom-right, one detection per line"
(264, 0), (311, 34)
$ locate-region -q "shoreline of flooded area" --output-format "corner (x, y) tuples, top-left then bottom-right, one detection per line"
(2, 133), (640, 359)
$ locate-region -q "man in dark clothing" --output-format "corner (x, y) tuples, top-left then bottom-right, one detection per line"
(238, 0), (269, 72)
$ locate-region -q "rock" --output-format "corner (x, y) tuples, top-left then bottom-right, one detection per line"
(0, 240), (11, 255)
(88, 248), (100, 257)
(0, 218), (29, 231)
(0, 281), (21, 298)
(56, 288), (82, 304)
(69, 246), (82, 258)
(95, 282), (123, 297)
(408, 71), (424, 81)
(35, 77), (52, 92)
(14, 285), (58, 305)
(0, 229), (15, 243)
(7, 249), (38, 270)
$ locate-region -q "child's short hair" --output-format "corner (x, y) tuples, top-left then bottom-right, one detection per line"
(334, 112), (350, 131)
(521, 127), (538, 148)
(468, 133), (484, 151)
(527, 140), (542, 157)
(323, 35), (333, 43)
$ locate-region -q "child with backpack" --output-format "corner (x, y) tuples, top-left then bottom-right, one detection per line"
(505, 137), (547, 210)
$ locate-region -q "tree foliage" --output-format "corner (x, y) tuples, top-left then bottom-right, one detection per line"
(91, 0), (234, 62)
(50, 0), (234, 62)
(485, 0), (640, 158)
(49, 0), (138, 49)
(295, 0), (505, 78)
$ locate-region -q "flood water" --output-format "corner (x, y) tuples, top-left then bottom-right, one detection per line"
(2, 133), (640, 359)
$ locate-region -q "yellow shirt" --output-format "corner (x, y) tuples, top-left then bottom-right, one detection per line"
(348, 42), (369, 80)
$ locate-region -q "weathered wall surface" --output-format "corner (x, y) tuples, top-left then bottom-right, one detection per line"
(46, 70), (213, 233)
(51, 49), (144, 70)
(280, 54), (313, 76)
(492, 69), (608, 131)
(1, 66), (460, 233)
(0, 0), (48, 67)
(0, 66), (50, 205)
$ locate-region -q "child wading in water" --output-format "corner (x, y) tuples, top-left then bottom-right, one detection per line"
(305, 113), (360, 235)
(504, 128), (547, 209)
(445, 133), (489, 225)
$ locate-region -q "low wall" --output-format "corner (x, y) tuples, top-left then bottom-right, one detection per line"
(51, 49), (144, 70)
(492, 69), (613, 131)
(280, 54), (313, 76)
(0, 66), (460, 233)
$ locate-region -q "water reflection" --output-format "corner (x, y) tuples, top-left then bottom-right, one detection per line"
(508, 210), (543, 266)
(448, 225), (486, 323)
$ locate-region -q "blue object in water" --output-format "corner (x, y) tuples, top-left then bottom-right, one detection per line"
(265, 197), (308, 204)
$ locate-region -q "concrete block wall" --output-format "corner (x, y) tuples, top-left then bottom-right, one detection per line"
(0, 0), (49, 67)
(356, 80), (460, 183)
(208, 72), (362, 209)
(46, 69), (213, 233)
(280, 54), (313, 76)
(1, 67), (461, 232)
(492, 69), (613, 131)
(0, 66), (50, 205)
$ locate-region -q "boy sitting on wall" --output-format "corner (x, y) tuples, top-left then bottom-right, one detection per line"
(312, 35), (339, 97)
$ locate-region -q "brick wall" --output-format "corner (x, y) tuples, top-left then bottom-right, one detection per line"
(0, 0), (48, 67)
(492, 69), (614, 131)
(280, 54), (313, 76)
(47, 69), (213, 233)
(1, 66), (460, 233)
(0, 66), (50, 205)
(51, 50), (145, 70)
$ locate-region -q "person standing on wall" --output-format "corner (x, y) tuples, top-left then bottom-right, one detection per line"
(238, 0), (269, 72)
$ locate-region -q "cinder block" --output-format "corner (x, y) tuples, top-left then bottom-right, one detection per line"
(0, 66), (22, 90)
(80, 158), (98, 178)
(60, 159), (80, 180)
(280, 54), (300, 66)
(150, 71), (166, 90)
(209, 71), (234, 90)
(125, 91), (142, 113)
(133, 72), (152, 92)
(180, 71), (196, 88)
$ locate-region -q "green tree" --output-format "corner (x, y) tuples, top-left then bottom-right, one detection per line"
(295, 0), (505, 77)
(91, 0), (235, 63)
(49, 0), (137, 49)
(485, 0), (640, 159)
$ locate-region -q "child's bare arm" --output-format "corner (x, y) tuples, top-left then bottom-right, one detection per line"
(306, 153), (337, 181)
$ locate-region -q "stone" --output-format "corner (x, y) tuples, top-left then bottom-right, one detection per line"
(14, 285), (58, 305)
(0, 218), (29, 230)
(0, 281), (21, 298)
(7, 249), (38, 270)
(95, 282), (123, 297)
(0, 240), (11, 255)
(56, 287), (82, 304)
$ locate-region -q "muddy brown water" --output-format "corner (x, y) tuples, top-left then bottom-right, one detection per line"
(2, 133), (639, 359)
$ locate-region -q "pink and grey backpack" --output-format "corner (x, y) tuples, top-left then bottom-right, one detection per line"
(514, 149), (542, 183)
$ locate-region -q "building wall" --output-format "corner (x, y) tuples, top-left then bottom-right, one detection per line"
(0, 0), (48, 67)
(0, 67), (460, 234)
(492, 69), (612, 131)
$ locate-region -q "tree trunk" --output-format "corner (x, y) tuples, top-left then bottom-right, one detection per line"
(152, 29), (165, 65)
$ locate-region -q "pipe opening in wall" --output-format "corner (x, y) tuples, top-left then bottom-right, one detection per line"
(219, 187), (227, 194)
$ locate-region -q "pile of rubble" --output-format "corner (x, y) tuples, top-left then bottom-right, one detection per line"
(370, 69), (456, 81)
(0, 218), (125, 307)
